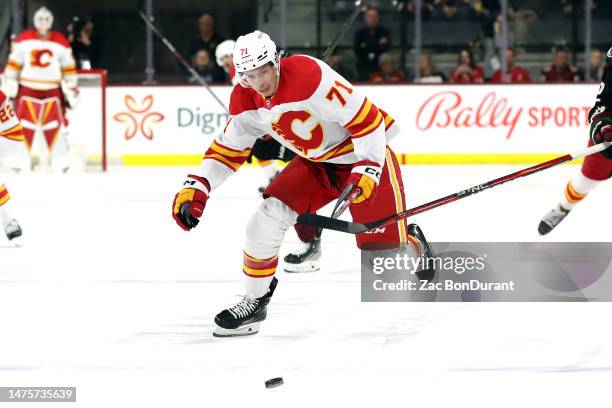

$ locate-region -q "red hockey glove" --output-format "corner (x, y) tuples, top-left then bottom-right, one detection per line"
(345, 161), (382, 204)
(172, 175), (210, 231)
(590, 108), (612, 159)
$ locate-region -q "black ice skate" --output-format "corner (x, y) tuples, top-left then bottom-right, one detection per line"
(3, 218), (23, 246)
(408, 223), (435, 282)
(538, 205), (570, 235)
(283, 236), (321, 273)
(213, 277), (278, 337)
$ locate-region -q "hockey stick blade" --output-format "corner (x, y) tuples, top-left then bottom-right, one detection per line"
(297, 213), (387, 234)
(299, 213), (357, 233)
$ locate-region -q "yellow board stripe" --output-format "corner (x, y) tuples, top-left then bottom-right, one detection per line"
(398, 153), (584, 165)
(385, 149), (407, 243)
(116, 153), (585, 166)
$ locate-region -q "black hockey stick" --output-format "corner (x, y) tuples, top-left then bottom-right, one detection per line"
(322, 0), (368, 60)
(314, 182), (359, 239)
(298, 142), (612, 234)
(138, 11), (229, 113)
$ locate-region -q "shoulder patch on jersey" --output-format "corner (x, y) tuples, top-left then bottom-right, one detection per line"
(229, 85), (265, 116)
(269, 56), (322, 106)
(49, 31), (71, 48)
(15, 29), (40, 42)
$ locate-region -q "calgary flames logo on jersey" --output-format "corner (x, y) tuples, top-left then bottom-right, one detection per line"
(271, 111), (324, 155)
(30, 49), (53, 68)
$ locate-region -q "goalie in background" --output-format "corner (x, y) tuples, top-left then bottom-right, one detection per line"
(1, 7), (81, 173)
(538, 46), (612, 234)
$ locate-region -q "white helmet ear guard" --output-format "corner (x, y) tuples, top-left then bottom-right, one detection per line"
(233, 30), (280, 79)
(33, 7), (54, 34)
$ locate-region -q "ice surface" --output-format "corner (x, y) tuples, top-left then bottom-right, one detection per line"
(0, 165), (611, 407)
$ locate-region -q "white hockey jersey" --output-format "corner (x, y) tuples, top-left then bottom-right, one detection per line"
(195, 55), (398, 191)
(4, 29), (77, 91)
(0, 91), (26, 164)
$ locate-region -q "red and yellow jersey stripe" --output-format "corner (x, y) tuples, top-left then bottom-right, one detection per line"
(243, 252), (278, 278)
(61, 65), (77, 75)
(5, 59), (22, 72)
(380, 108), (395, 131)
(0, 123), (25, 142)
(0, 184), (10, 206)
(202, 140), (251, 172)
(344, 98), (385, 139)
(310, 137), (354, 162)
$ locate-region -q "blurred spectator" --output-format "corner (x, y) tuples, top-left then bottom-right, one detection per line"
(354, 7), (391, 81)
(324, 50), (355, 81)
(189, 49), (226, 84)
(450, 49), (484, 83)
(405, 0), (435, 20)
(541, 48), (582, 82)
(491, 49), (531, 83)
(369, 53), (406, 83)
(438, 0), (475, 20)
(589, 49), (604, 81)
(595, 0), (612, 17)
(189, 14), (224, 60)
(414, 52), (446, 83)
(71, 17), (98, 69)
(475, 0), (501, 37)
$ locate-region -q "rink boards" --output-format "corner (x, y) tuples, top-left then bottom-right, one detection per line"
(103, 83), (600, 166)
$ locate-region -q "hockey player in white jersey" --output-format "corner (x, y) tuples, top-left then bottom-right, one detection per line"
(2, 7), (80, 172)
(0, 90), (26, 244)
(172, 31), (430, 337)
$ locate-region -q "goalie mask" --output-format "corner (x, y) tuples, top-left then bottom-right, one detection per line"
(233, 31), (279, 88)
(33, 7), (54, 34)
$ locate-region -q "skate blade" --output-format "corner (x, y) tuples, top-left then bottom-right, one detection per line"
(283, 260), (320, 273)
(213, 322), (260, 337)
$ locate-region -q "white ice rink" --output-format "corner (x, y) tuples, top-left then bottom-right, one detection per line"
(0, 164), (611, 407)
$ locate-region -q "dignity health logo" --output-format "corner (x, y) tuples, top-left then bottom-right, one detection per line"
(113, 95), (165, 140)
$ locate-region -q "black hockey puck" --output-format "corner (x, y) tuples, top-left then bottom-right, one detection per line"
(265, 377), (284, 389)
